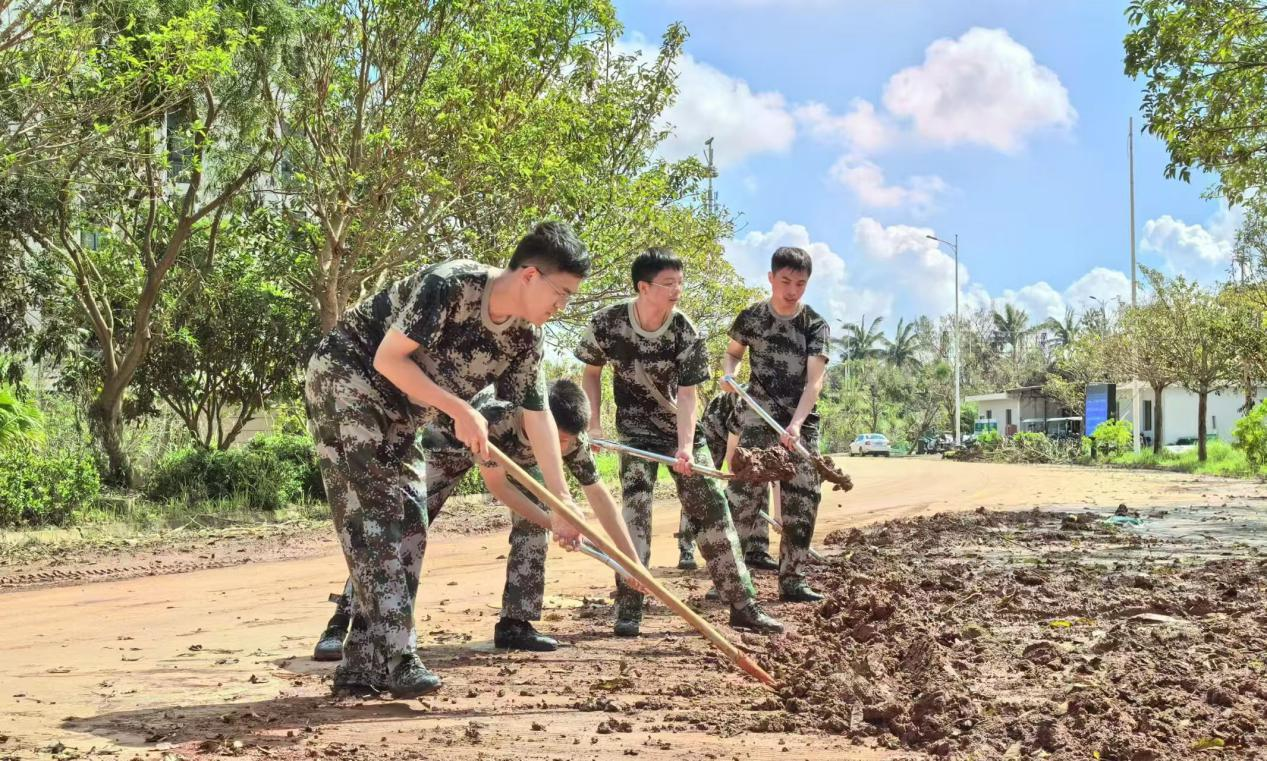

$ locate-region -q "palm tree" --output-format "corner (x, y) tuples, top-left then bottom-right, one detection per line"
(1041, 307), (1079, 348)
(884, 317), (923, 370)
(992, 304), (1031, 368)
(837, 315), (886, 361)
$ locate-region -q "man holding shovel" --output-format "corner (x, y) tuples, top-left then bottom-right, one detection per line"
(304, 222), (591, 698)
(722, 246), (831, 603)
(313, 379), (644, 666)
(577, 248), (783, 637)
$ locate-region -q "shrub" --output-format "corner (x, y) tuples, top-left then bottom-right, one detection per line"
(146, 445), (305, 511)
(0, 446), (100, 527)
(978, 430), (1002, 452)
(1093, 419), (1133, 457)
(1233, 399), (1267, 471)
(246, 433), (325, 500)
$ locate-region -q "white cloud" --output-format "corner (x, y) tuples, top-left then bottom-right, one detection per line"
(829, 157), (947, 213)
(723, 221), (892, 327)
(795, 99), (894, 154)
(1139, 205), (1241, 280)
(881, 27), (1076, 153)
(619, 41), (795, 169)
(997, 281), (1065, 322)
(852, 218), (970, 316)
(1063, 268), (1132, 312)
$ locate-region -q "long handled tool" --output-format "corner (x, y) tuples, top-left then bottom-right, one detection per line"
(591, 438), (732, 480)
(593, 438), (820, 560)
(757, 510), (825, 562)
(485, 443), (775, 687)
(722, 374), (854, 491)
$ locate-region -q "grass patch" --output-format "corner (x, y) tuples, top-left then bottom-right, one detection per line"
(1107, 440), (1266, 479)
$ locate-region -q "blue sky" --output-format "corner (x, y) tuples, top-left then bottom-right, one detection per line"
(612, 0), (1237, 331)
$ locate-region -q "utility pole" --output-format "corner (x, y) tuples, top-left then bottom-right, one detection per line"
(926, 234), (961, 444)
(1130, 117), (1142, 453)
(703, 137), (716, 215)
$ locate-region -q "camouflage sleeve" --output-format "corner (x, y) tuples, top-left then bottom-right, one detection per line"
(727, 307), (754, 346)
(564, 438), (601, 487)
(807, 312), (831, 362)
(676, 319), (711, 388)
(391, 270), (454, 349)
(573, 318), (607, 366)
(495, 333), (547, 412)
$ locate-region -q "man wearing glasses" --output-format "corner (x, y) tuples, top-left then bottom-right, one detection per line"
(576, 248), (783, 638)
(304, 222), (592, 698)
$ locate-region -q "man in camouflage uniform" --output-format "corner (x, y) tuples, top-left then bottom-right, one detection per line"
(674, 391), (741, 570)
(722, 246), (831, 603)
(313, 381), (641, 658)
(577, 248), (783, 637)
(304, 222), (591, 698)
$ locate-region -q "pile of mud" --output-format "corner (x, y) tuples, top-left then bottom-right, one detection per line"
(811, 455), (853, 491)
(758, 508), (1267, 759)
(730, 447), (797, 483)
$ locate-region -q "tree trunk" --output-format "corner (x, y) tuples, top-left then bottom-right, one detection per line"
(89, 392), (134, 487)
(1151, 382), (1166, 455)
(1197, 391), (1208, 463)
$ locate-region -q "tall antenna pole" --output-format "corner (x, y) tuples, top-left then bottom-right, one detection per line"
(704, 137), (716, 214)
(1130, 117), (1141, 453)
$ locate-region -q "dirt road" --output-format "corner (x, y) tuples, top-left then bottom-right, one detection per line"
(3, 458), (1260, 761)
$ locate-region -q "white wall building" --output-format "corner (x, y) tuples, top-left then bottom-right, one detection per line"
(966, 384), (1266, 446)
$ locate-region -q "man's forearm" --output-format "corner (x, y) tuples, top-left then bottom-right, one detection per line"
(676, 385), (699, 453)
(375, 353), (467, 419)
(522, 409), (571, 499)
(481, 467), (552, 530)
(582, 482), (639, 563)
(582, 366), (604, 431)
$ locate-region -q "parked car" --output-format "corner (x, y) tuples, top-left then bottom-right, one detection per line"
(850, 433), (891, 457)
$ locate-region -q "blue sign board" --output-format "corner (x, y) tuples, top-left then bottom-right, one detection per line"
(1085, 383), (1116, 436)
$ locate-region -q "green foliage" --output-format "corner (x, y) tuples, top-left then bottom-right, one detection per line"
(1124, 0), (1267, 204)
(1093, 418), (1134, 457)
(146, 442), (310, 511)
(978, 429), (1002, 452)
(1233, 399), (1267, 471)
(1111, 440), (1261, 478)
(0, 382), (44, 447)
(245, 433), (324, 501)
(0, 446), (101, 527)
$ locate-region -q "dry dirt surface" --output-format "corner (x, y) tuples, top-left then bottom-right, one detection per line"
(3, 458), (1265, 761)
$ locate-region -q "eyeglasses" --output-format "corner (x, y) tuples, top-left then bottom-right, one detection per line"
(647, 279), (685, 293)
(538, 270), (575, 306)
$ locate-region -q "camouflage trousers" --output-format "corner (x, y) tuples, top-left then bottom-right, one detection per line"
(305, 350), (428, 686)
(675, 429), (727, 555)
(616, 436), (755, 619)
(333, 450), (550, 626)
(726, 423), (821, 593)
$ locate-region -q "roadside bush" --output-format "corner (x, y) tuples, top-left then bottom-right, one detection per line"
(146, 445), (305, 511)
(1233, 400), (1267, 471)
(1093, 419), (1133, 457)
(978, 430), (1002, 452)
(0, 446), (100, 527)
(246, 433), (325, 500)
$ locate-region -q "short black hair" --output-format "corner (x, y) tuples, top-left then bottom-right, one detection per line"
(770, 246), (812, 276)
(509, 221), (592, 278)
(548, 378), (590, 435)
(630, 247), (683, 290)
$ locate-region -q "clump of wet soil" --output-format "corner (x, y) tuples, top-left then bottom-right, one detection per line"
(730, 447), (797, 483)
(759, 508), (1267, 759)
(811, 455), (853, 491)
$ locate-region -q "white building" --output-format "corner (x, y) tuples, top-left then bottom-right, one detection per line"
(966, 384), (1266, 446)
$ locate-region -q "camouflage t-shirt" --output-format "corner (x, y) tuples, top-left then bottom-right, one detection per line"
(698, 392), (741, 446)
(331, 259), (547, 427)
(424, 396), (599, 486)
(728, 300), (830, 427)
(574, 300), (711, 446)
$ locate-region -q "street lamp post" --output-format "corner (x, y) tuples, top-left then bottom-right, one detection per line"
(927, 234), (961, 445)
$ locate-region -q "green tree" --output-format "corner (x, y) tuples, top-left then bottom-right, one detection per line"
(992, 303), (1032, 372)
(1120, 301), (1178, 453)
(1124, 0), (1267, 204)
(135, 207), (318, 449)
(837, 315), (887, 361)
(1041, 307), (1079, 348)
(884, 317), (923, 370)
(1144, 267), (1240, 462)
(9, 0), (289, 484)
